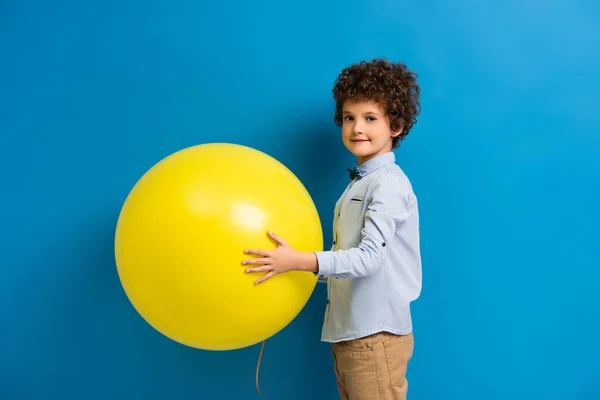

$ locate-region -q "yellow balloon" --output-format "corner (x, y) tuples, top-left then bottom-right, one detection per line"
(114, 143), (323, 350)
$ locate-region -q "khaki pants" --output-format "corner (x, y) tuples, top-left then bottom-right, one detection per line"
(331, 331), (414, 400)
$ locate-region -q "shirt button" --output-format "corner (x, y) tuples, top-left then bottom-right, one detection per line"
(332, 240), (336, 245)
(382, 242), (387, 247)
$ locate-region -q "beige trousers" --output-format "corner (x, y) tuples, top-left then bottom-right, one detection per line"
(331, 331), (414, 400)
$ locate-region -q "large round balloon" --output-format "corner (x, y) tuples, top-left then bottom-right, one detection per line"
(114, 143), (323, 350)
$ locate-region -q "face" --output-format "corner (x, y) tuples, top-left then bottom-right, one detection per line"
(341, 99), (402, 165)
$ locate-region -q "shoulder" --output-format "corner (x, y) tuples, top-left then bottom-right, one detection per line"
(370, 164), (413, 196)
(366, 164), (414, 211)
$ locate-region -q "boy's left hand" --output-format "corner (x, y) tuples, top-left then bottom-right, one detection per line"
(242, 230), (298, 285)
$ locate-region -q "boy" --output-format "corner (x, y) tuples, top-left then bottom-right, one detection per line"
(242, 58), (422, 400)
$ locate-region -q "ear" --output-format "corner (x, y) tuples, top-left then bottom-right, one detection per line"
(391, 121), (404, 137)
(391, 128), (403, 138)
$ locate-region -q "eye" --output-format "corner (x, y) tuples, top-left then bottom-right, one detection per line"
(366, 116), (377, 121)
(343, 115), (354, 121)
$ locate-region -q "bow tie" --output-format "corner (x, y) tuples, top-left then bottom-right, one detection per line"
(347, 166), (362, 180)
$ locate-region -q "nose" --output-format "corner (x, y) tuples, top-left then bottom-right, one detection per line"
(352, 119), (364, 135)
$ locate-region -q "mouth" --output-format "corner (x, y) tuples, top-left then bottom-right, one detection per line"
(351, 139), (370, 143)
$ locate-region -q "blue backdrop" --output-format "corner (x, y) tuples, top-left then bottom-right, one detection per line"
(1, 0), (599, 399)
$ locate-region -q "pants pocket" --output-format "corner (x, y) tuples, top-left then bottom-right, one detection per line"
(382, 334), (414, 387)
(340, 336), (373, 352)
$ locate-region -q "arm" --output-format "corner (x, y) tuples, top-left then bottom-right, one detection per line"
(242, 175), (410, 284)
(317, 245), (335, 283)
(315, 176), (411, 279)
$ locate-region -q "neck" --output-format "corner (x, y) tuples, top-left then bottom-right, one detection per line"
(358, 150), (392, 165)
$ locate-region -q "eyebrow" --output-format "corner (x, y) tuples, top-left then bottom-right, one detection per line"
(343, 110), (382, 116)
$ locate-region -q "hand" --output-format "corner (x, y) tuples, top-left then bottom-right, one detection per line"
(242, 231), (299, 285)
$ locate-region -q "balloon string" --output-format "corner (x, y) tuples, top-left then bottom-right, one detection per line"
(256, 340), (269, 398)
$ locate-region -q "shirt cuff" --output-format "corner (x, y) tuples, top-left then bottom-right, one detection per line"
(314, 251), (335, 277)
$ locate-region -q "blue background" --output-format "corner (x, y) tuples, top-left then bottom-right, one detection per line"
(1, 0), (599, 399)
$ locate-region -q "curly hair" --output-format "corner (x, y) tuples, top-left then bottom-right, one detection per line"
(332, 58), (421, 148)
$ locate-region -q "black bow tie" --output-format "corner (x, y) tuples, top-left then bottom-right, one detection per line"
(347, 166), (361, 180)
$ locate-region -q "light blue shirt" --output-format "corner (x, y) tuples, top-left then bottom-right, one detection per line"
(315, 152), (422, 343)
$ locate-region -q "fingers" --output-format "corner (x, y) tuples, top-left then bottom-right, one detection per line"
(244, 248), (270, 257)
(244, 265), (272, 274)
(242, 233), (287, 286)
(254, 271), (276, 285)
(242, 257), (271, 266)
(244, 265), (277, 286)
(268, 230), (289, 247)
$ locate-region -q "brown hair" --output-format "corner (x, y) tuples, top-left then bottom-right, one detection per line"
(332, 58), (421, 148)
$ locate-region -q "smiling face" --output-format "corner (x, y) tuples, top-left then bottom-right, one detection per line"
(341, 99), (403, 165)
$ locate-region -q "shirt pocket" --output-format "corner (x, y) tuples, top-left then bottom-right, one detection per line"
(338, 197), (366, 244)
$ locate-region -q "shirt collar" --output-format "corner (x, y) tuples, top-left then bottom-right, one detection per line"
(356, 152), (395, 178)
